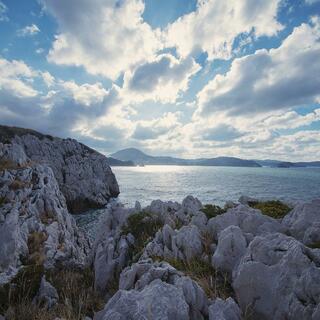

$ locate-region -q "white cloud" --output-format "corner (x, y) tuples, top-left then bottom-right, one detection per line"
(0, 1), (8, 22)
(17, 24), (40, 37)
(197, 19), (320, 117)
(0, 58), (38, 97)
(305, 0), (320, 4)
(123, 54), (200, 103)
(41, 0), (162, 80)
(165, 0), (283, 60)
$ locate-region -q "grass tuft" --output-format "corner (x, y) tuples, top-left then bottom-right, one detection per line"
(122, 211), (164, 261)
(201, 204), (226, 220)
(248, 200), (291, 219)
(152, 256), (234, 300)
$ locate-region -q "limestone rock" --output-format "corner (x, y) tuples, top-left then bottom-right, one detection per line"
(233, 233), (320, 320)
(209, 298), (241, 320)
(10, 132), (119, 213)
(0, 163), (89, 284)
(212, 226), (247, 273)
(34, 275), (59, 309)
(208, 204), (284, 241)
(95, 279), (190, 320)
(282, 199), (320, 246)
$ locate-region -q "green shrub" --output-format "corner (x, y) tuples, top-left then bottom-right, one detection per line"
(122, 212), (164, 261)
(0, 196), (7, 206)
(248, 200), (291, 219)
(201, 204), (226, 219)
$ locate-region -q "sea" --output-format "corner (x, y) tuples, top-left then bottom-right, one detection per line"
(75, 165), (320, 235)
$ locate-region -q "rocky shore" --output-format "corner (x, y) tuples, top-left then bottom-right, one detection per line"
(1, 126), (320, 320)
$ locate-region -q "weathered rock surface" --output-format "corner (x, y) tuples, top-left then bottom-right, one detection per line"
(282, 199), (320, 246)
(14, 134), (119, 213)
(208, 204), (284, 241)
(143, 224), (204, 262)
(92, 202), (137, 294)
(0, 160), (89, 284)
(96, 259), (208, 320)
(0, 125), (119, 213)
(208, 298), (241, 320)
(233, 232), (320, 320)
(212, 226), (247, 273)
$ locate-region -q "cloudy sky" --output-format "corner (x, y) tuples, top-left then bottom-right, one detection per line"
(0, 0), (320, 161)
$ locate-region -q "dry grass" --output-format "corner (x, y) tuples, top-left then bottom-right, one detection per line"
(0, 160), (21, 171)
(201, 204), (226, 220)
(1, 267), (104, 320)
(153, 257), (234, 300)
(40, 211), (57, 225)
(27, 232), (48, 265)
(9, 179), (31, 191)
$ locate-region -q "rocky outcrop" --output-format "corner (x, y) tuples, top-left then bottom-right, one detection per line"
(233, 233), (320, 320)
(0, 125), (119, 213)
(208, 298), (241, 320)
(282, 199), (320, 246)
(0, 153), (89, 284)
(96, 259), (208, 320)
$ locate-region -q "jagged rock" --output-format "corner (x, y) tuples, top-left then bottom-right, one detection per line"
(143, 224), (204, 262)
(100, 259), (208, 319)
(238, 196), (258, 205)
(92, 203), (137, 294)
(0, 126), (120, 213)
(212, 226), (247, 273)
(95, 279), (190, 320)
(181, 195), (202, 215)
(208, 204), (284, 241)
(209, 298), (241, 320)
(233, 233), (320, 320)
(282, 199), (320, 246)
(0, 142), (27, 166)
(34, 275), (59, 309)
(0, 163), (89, 284)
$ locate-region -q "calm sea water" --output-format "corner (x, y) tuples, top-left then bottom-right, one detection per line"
(112, 165), (320, 207)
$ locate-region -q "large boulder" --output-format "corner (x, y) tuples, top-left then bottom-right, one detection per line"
(282, 199), (320, 246)
(143, 224), (204, 262)
(208, 204), (284, 241)
(212, 226), (247, 273)
(0, 162), (89, 284)
(95, 279), (190, 320)
(233, 233), (320, 320)
(208, 298), (241, 320)
(96, 259), (208, 320)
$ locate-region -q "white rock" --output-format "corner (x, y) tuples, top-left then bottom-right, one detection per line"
(209, 298), (241, 320)
(212, 226), (247, 273)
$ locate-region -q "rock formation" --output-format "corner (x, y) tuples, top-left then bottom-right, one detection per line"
(0, 125), (119, 213)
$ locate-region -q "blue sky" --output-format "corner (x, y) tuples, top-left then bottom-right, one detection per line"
(0, 0), (320, 161)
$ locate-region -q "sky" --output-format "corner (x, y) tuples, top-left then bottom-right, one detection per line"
(0, 0), (320, 161)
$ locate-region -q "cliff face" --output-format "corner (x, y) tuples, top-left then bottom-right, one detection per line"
(0, 125), (119, 213)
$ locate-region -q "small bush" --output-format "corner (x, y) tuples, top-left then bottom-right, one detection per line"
(248, 200), (291, 219)
(40, 211), (57, 225)
(153, 257), (234, 300)
(122, 212), (164, 261)
(0, 196), (7, 206)
(201, 204), (226, 220)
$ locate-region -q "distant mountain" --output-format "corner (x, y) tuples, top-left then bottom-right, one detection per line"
(106, 157), (134, 167)
(256, 159), (320, 168)
(111, 148), (261, 167)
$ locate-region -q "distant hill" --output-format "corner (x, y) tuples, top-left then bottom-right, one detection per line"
(111, 148), (261, 167)
(256, 159), (320, 168)
(106, 157), (134, 166)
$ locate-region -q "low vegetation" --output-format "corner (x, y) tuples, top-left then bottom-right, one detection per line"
(0, 266), (104, 320)
(9, 179), (30, 191)
(153, 256), (234, 300)
(248, 200), (291, 219)
(0, 160), (20, 172)
(201, 204), (226, 219)
(27, 232), (48, 266)
(0, 196), (7, 206)
(122, 211), (164, 261)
